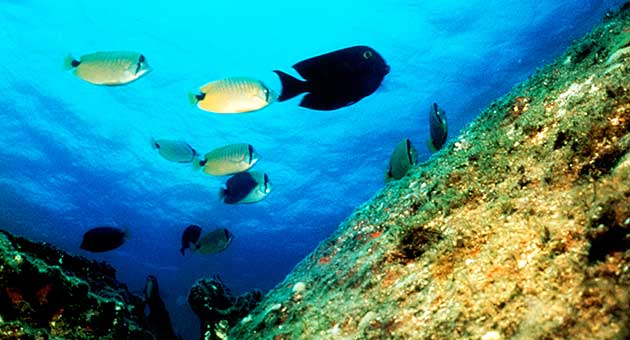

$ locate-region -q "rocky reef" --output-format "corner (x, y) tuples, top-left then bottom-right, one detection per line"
(229, 3), (630, 340)
(0, 229), (153, 339)
(188, 276), (262, 340)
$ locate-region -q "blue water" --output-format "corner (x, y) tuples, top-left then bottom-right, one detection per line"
(0, 0), (625, 338)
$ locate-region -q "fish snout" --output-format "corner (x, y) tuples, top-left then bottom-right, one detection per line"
(384, 65), (391, 75)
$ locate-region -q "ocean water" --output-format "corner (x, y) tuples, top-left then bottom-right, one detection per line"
(0, 0), (626, 338)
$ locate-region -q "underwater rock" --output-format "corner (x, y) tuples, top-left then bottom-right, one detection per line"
(188, 275), (261, 340)
(0, 229), (153, 340)
(229, 4), (630, 340)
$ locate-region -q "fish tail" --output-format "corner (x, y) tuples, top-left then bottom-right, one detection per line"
(188, 91), (204, 106)
(150, 137), (159, 150)
(273, 70), (307, 102)
(427, 139), (437, 153)
(63, 54), (79, 71)
(218, 186), (227, 202)
(191, 157), (204, 171)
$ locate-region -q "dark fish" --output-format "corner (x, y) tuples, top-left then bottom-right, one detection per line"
(219, 171), (272, 204)
(196, 228), (233, 255)
(180, 224), (202, 256)
(428, 102), (448, 152)
(80, 226), (127, 253)
(273, 45), (390, 110)
(386, 138), (418, 181)
(144, 275), (180, 340)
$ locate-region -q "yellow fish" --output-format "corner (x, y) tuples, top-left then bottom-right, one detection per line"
(64, 51), (151, 85)
(197, 143), (260, 176)
(190, 77), (276, 114)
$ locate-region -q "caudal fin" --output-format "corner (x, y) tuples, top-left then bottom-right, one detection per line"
(218, 186), (227, 202)
(273, 70), (308, 102)
(63, 54), (79, 71)
(188, 91), (204, 106)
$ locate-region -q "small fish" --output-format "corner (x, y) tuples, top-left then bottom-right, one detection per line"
(152, 138), (199, 163)
(180, 224), (202, 255)
(386, 138), (418, 181)
(144, 275), (180, 339)
(190, 77), (276, 114)
(219, 171), (272, 204)
(428, 102), (448, 152)
(80, 226), (127, 252)
(197, 143), (260, 176)
(64, 51), (151, 85)
(144, 275), (160, 303)
(273, 45), (390, 110)
(195, 228), (233, 255)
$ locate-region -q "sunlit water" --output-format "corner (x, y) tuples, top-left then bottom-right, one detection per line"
(0, 0), (625, 338)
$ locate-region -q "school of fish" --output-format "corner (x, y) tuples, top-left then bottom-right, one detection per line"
(68, 47), (448, 260)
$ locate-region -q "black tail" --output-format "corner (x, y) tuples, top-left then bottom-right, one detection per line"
(273, 70), (308, 102)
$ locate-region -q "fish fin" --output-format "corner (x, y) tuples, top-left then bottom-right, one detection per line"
(384, 168), (394, 183)
(150, 137), (159, 150)
(191, 158), (204, 171)
(123, 227), (131, 240)
(63, 54), (79, 71)
(188, 91), (204, 106)
(218, 185), (227, 202)
(273, 70), (307, 102)
(427, 139), (437, 153)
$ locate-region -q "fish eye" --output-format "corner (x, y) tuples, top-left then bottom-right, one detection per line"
(362, 50), (373, 59)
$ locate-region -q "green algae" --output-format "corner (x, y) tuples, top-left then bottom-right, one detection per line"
(229, 3), (630, 340)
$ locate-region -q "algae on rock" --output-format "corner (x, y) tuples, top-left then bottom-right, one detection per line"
(229, 3), (630, 340)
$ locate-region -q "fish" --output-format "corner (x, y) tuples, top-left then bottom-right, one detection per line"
(219, 171), (272, 204)
(195, 228), (233, 255)
(80, 226), (127, 252)
(151, 138), (199, 163)
(386, 138), (418, 181)
(144, 275), (180, 340)
(197, 143), (260, 176)
(180, 224), (202, 255)
(428, 102), (448, 152)
(273, 45), (390, 110)
(190, 77), (276, 114)
(64, 51), (151, 85)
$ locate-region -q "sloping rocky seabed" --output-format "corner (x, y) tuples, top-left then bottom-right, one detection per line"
(230, 4), (630, 340)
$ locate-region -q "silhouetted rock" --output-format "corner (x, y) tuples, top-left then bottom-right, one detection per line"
(188, 275), (261, 340)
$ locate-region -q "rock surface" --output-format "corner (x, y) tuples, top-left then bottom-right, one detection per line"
(230, 4), (630, 340)
(0, 229), (153, 339)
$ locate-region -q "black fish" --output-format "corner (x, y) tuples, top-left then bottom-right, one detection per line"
(80, 226), (127, 253)
(180, 224), (202, 255)
(273, 45), (390, 110)
(144, 275), (181, 340)
(428, 102), (448, 152)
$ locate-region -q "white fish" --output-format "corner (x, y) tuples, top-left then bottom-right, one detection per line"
(152, 139), (199, 163)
